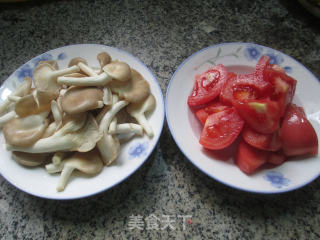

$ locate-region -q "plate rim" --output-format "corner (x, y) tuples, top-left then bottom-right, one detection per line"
(0, 43), (165, 200)
(165, 41), (320, 194)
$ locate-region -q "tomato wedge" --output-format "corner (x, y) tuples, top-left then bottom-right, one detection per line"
(264, 66), (297, 116)
(234, 99), (281, 134)
(199, 108), (244, 150)
(280, 104), (318, 157)
(195, 100), (230, 125)
(267, 151), (286, 166)
(236, 139), (268, 174)
(188, 64), (227, 107)
(242, 126), (282, 151)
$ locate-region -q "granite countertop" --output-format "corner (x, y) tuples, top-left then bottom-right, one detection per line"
(1, 0), (320, 239)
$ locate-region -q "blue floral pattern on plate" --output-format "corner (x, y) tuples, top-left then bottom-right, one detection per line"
(263, 171), (290, 189)
(244, 45), (263, 61)
(14, 52), (67, 81)
(129, 142), (148, 159)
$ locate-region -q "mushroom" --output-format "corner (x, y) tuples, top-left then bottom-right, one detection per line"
(103, 86), (112, 106)
(97, 52), (111, 69)
(12, 151), (49, 167)
(97, 100), (128, 165)
(109, 69), (150, 103)
(102, 61), (131, 82)
(68, 57), (88, 68)
(60, 87), (104, 115)
(3, 111), (50, 147)
(0, 77), (32, 115)
(112, 123), (144, 136)
(6, 114), (102, 153)
(96, 134), (120, 165)
(0, 111), (17, 128)
(14, 90), (58, 117)
(38, 60), (59, 70)
(33, 62), (80, 94)
(126, 94), (156, 137)
(52, 151), (71, 166)
(45, 149), (103, 192)
(57, 72), (112, 87)
(77, 62), (98, 77)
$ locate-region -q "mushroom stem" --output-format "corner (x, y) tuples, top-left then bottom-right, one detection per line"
(51, 65), (80, 79)
(7, 95), (21, 102)
(51, 100), (62, 125)
(78, 62), (98, 77)
(57, 72), (112, 86)
(56, 166), (74, 192)
(52, 152), (67, 166)
(134, 115), (153, 137)
(108, 117), (117, 134)
(0, 111), (16, 128)
(45, 162), (64, 173)
(99, 100), (129, 133)
(103, 87), (112, 106)
(114, 123), (144, 136)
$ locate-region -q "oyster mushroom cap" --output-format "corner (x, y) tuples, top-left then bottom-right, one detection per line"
(97, 133), (120, 165)
(68, 57), (88, 67)
(12, 151), (49, 167)
(45, 149), (103, 192)
(3, 111), (50, 147)
(38, 60), (59, 70)
(97, 52), (112, 69)
(103, 61), (131, 82)
(109, 69), (150, 103)
(15, 90), (58, 117)
(60, 87), (104, 115)
(33, 62), (80, 94)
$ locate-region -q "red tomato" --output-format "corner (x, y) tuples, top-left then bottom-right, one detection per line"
(195, 100), (230, 125)
(242, 126), (282, 151)
(188, 64), (228, 107)
(199, 108), (244, 150)
(236, 139), (268, 174)
(264, 66), (297, 116)
(234, 99), (281, 134)
(280, 104), (318, 156)
(267, 151), (286, 166)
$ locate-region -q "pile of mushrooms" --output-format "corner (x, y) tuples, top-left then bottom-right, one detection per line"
(0, 52), (156, 192)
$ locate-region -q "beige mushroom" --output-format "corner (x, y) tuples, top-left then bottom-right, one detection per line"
(15, 90), (58, 117)
(109, 69), (150, 103)
(127, 94), (156, 137)
(97, 52), (111, 69)
(38, 60), (59, 70)
(0, 111), (17, 128)
(0, 77), (32, 115)
(57, 72), (112, 86)
(12, 151), (49, 167)
(103, 61), (131, 82)
(60, 87), (104, 115)
(68, 57), (88, 68)
(45, 149), (103, 192)
(97, 134), (120, 165)
(33, 62), (80, 94)
(6, 114), (102, 153)
(3, 111), (50, 147)
(77, 62), (98, 77)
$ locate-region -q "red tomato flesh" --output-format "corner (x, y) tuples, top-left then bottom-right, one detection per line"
(199, 108), (244, 150)
(236, 139), (268, 174)
(242, 126), (282, 151)
(188, 64), (228, 107)
(267, 151), (286, 166)
(280, 104), (318, 157)
(195, 100), (230, 125)
(233, 99), (281, 134)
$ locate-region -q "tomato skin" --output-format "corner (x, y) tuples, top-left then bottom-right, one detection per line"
(188, 64), (228, 107)
(280, 104), (318, 157)
(195, 100), (230, 125)
(199, 108), (244, 150)
(233, 99), (281, 134)
(267, 151), (286, 166)
(242, 126), (282, 151)
(236, 139), (268, 174)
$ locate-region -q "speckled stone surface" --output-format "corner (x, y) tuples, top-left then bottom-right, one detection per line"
(1, 0), (320, 239)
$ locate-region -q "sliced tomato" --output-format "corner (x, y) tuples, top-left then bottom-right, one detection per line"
(280, 104), (318, 157)
(264, 66), (297, 116)
(242, 126), (282, 151)
(267, 151), (286, 166)
(188, 64), (228, 107)
(233, 99), (281, 134)
(236, 139), (268, 174)
(199, 108), (244, 150)
(195, 100), (230, 125)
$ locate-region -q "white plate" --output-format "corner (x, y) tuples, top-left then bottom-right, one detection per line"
(0, 44), (165, 199)
(166, 42), (320, 194)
